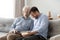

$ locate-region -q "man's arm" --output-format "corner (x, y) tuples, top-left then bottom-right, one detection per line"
(9, 18), (19, 33)
(22, 31), (38, 37)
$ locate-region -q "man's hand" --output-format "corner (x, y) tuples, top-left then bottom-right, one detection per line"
(22, 31), (38, 37)
(9, 29), (16, 34)
(9, 29), (22, 37)
(22, 31), (30, 37)
(9, 29), (19, 34)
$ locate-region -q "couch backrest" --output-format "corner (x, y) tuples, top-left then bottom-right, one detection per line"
(48, 19), (60, 38)
(0, 18), (14, 32)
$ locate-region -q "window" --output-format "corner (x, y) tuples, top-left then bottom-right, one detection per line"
(0, 0), (15, 18)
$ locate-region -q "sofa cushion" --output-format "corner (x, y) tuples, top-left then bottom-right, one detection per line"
(48, 19), (60, 37)
(0, 26), (11, 32)
(0, 32), (7, 37)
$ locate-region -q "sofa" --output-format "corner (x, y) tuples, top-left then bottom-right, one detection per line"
(48, 19), (60, 40)
(0, 18), (60, 40)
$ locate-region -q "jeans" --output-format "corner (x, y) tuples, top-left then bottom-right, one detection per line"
(15, 35), (46, 40)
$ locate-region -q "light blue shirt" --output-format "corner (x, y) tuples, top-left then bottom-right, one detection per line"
(31, 14), (49, 39)
(10, 16), (33, 32)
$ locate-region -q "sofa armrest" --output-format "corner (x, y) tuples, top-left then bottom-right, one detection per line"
(49, 34), (60, 40)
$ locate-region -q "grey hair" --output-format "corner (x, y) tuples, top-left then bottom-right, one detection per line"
(22, 6), (30, 12)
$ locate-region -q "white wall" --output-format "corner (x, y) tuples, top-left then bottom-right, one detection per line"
(0, 0), (15, 18)
(27, 0), (60, 19)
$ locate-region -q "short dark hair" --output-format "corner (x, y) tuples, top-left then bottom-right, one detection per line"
(30, 7), (39, 13)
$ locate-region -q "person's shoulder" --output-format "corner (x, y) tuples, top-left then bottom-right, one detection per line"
(14, 16), (23, 21)
(41, 14), (48, 18)
(28, 17), (34, 22)
(15, 16), (23, 19)
(41, 14), (49, 21)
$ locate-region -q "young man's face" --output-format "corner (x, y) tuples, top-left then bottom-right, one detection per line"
(30, 11), (39, 19)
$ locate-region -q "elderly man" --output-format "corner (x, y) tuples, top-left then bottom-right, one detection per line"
(0, 6), (33, 40)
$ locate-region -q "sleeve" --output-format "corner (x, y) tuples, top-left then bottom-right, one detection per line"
(31, 16), (49, 33)
(29, 20), (34, 31)
(10, 18), (19, 31)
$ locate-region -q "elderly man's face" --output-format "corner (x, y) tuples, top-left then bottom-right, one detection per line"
(23, 7), (30, 17)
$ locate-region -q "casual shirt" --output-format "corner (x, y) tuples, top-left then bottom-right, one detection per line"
(31, 14), (49, 39)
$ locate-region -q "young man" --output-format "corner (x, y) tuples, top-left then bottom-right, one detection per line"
(0, 6), (33, 40)
(29, 7), (49, 40)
